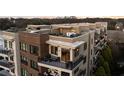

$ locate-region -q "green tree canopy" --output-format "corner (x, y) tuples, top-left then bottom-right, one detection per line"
(95, 66), (106, 76)
(102, 46), (112, 63)
(99, 55), (105, 66)
(103, 62), (111, 75)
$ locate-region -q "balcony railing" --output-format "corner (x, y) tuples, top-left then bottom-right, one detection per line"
(0, 60), (14, 70)
(49, 32), (81, 38)
(0, 48), (13, 55)
(39, 55), (85, 70)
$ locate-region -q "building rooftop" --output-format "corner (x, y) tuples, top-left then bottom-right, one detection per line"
(46, 40), (84, 49)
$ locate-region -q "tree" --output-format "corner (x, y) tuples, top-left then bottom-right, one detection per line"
(103, 62), (111, 75)
(99, 55), (111, 75)
(95, 66), (106, 76)
(99, 55), (105, 66)
(102, 46), (112, 64)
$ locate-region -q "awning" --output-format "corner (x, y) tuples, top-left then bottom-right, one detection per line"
(46, 40), (85, 49)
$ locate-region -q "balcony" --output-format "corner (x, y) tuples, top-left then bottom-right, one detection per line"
(0, 48), (13, 55)
(39, 55), (85, 70)
(0, 60), (14, 70)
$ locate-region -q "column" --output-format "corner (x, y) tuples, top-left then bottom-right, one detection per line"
(7, 40), (9, 49)
(58, 47), (61, 58)
(49, 45), (51, 54)
(70, 49), (73, 61)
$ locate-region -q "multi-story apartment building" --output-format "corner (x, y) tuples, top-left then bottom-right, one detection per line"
(18, 22), (108, 76)
(38, 25), (90, 76)
(0, 31), (20, 76)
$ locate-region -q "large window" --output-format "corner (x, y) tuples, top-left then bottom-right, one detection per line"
(61, 48), (70, 62)
(51, 46), (58, 55)
(4, 40), (7, 48)
(30, 45), (39, 55)
(20, 42), (28, 52)
(74, 47), (80, 57)
(10, 56), (14, 61)
(83, 56), (86, 64)
(9, 41), (13, 48)
(20, 55), (29, 65)
(30, 60), (38, 70)
(84, 42), (87, 50)
(21, 68), (28, 76)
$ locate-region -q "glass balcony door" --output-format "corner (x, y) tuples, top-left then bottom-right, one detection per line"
(61, 48), (70, 62)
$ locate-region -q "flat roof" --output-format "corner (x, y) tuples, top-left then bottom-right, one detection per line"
(46, 40), (84, 49)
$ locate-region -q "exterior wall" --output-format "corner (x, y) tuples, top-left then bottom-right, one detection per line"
(19, 32), (49, 76)
(88, 31), (95, 75)
(76, 33), (89, 76)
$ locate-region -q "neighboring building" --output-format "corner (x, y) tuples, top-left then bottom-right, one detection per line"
(0, 31), (20, 76)
(115, 22), (123, 31)
(92, 23), (107, 74)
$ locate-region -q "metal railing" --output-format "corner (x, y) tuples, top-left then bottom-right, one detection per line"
(0, 49), (13, 55)
(39, 55), (85, 70)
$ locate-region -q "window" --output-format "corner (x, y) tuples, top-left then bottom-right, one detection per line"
(11, 68), (15, 73)
(9, 41), (13, 48)
(30, 45), (39, 55)
(84, 42), (87, 50)
(0, 56), (4, 60)
(51, 46), (58, 55)
(91, 49), (92, 55)
(5, 57), (8, 61)
(74, 47), (80, 57)
(91, 38), (93, 44)
(61, 48), (70, 62)
(83, 56), (86, 64)
(36, 27), (41, 30)
(30, 60), (38, 70)
(61, 71), (70, 76)
(20, 42), (28, 52)
(21, 68), (28, 76)
(10, 56), (14, 61)
(4, 40), (7, 48)
(20, 55), (29, 65)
